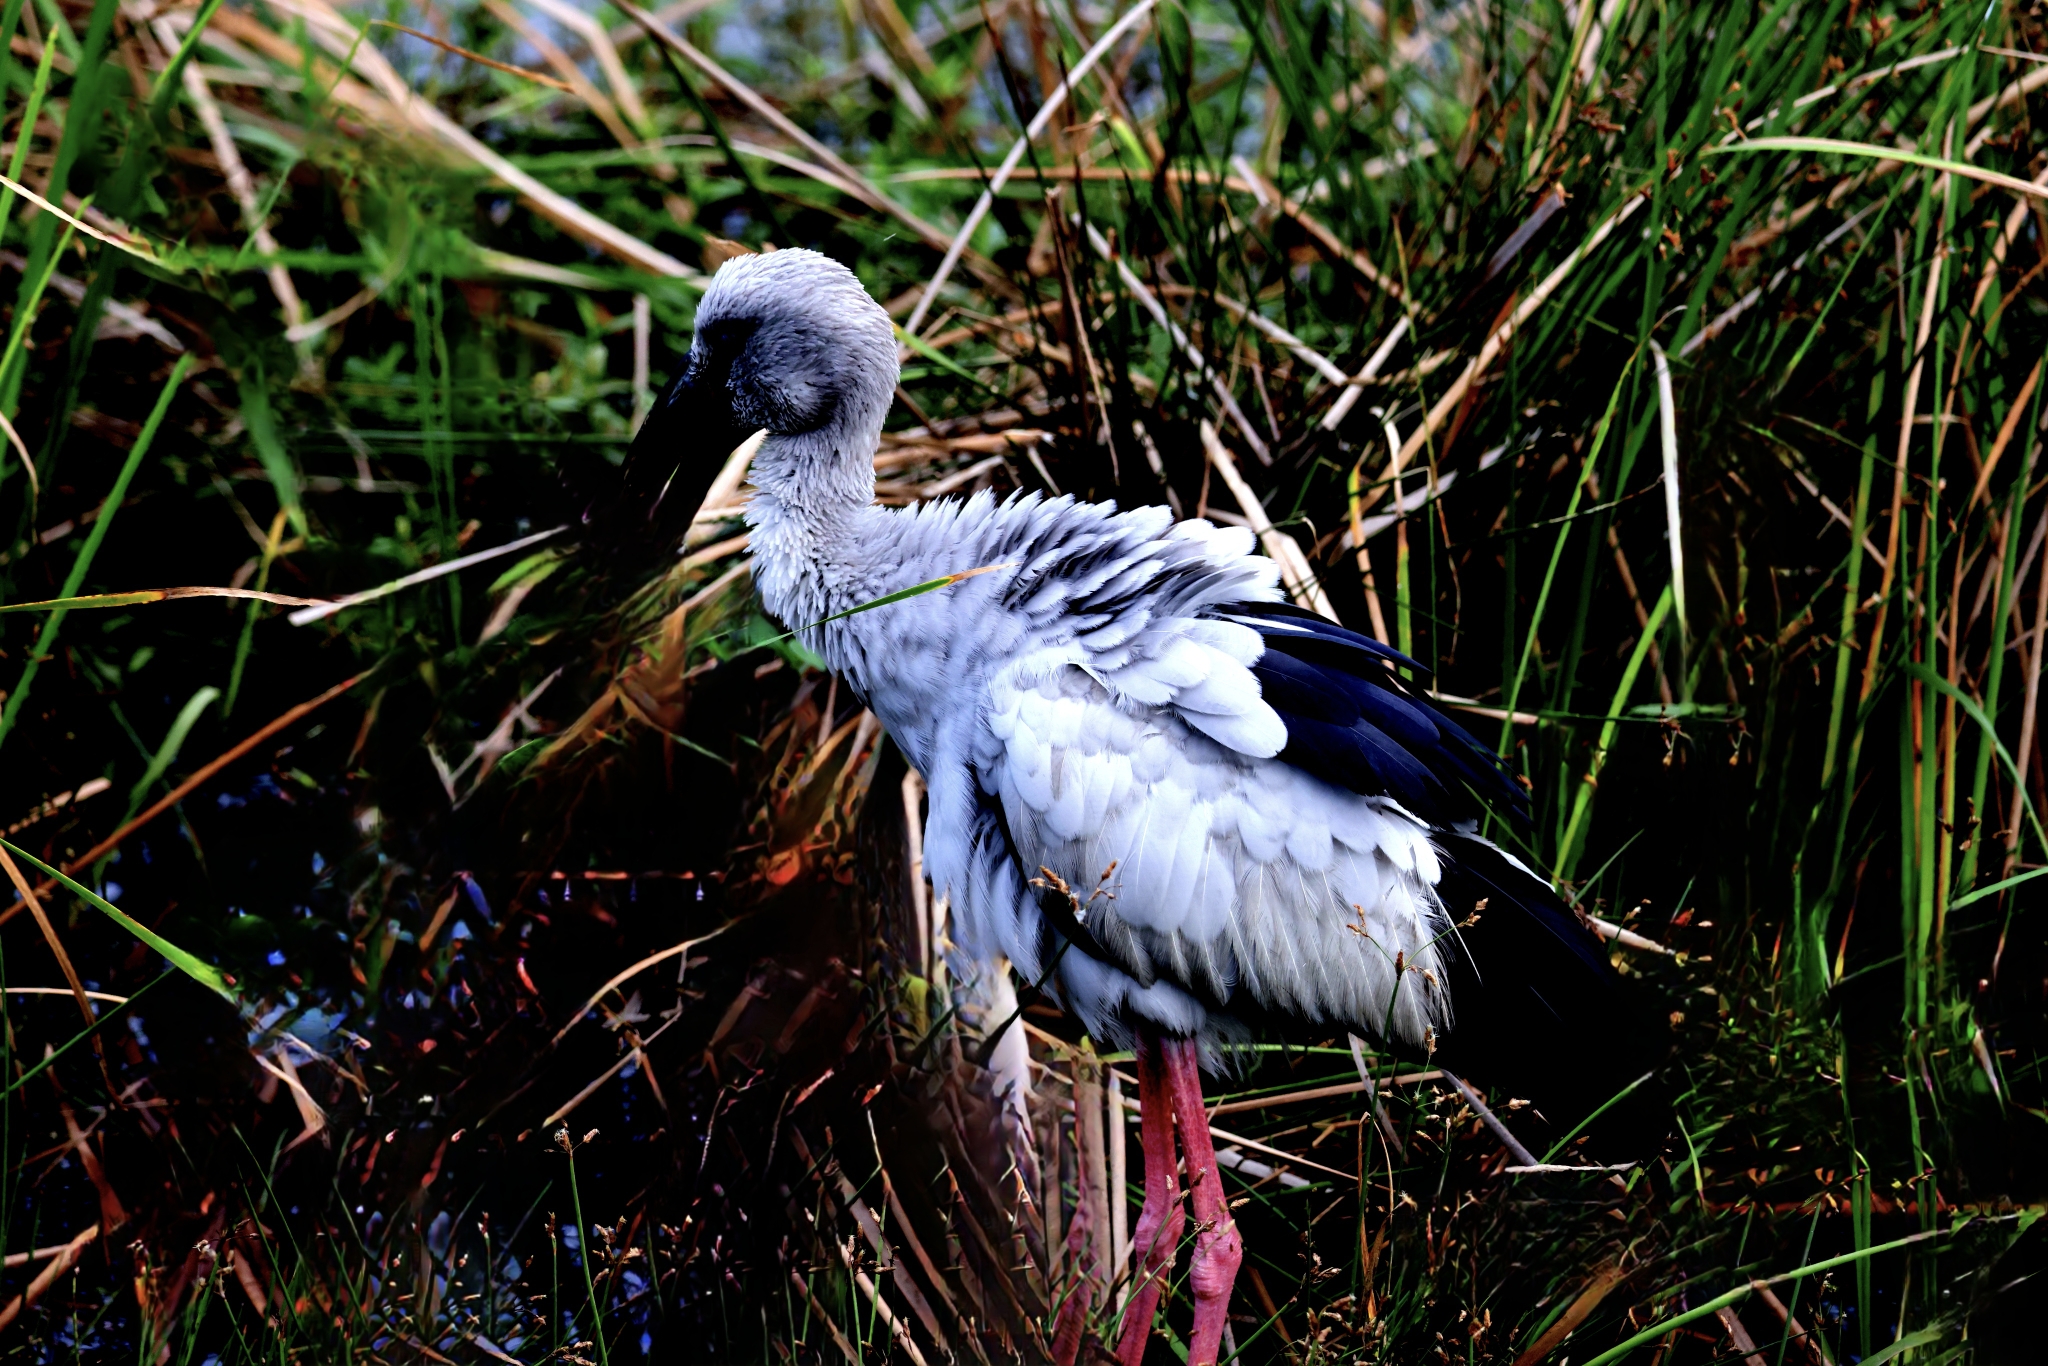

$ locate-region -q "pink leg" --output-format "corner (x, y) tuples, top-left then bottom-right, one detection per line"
(1160, 1037), (1243, 1366)
(1115, 1030), (1185, 1366)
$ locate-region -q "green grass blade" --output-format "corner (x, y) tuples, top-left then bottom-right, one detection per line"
(1555, 585), (1675, 883)
(0, 841), (235, 1001)
(0, 28), (59, 247)
(1499, 347), (1644, 758)
(1903, 661), (2048, 856)
(1704, 135), (2048, 201)
(0, 590), (169, 614)
(1944, 865), (2048, 915)
(236, 360), (306, 539)
(764, 562), (1018, 645)
(0, 215), (78, 407)
(0, 351), (191, 751)
(122, 686), (220, 824)
(0, 0), (25, 96)
(1580, 1225), (1965, 1366)
(145, 0), (225, 122)
(1959, 375), (2046, 891)
(0, 972), (168, 1100)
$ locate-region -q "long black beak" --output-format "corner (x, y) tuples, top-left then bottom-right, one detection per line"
(589, 363), (757, 558)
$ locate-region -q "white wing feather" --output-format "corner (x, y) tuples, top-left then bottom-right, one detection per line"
(980, 662), (1452, 1049)
(822, 489), (1454, 1051)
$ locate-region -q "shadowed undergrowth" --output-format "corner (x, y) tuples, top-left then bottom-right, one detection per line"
(1, 0), (2046, 1361)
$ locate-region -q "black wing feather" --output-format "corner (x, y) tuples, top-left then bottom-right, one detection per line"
(1247, 648), (1361, 726)
(1221, 603), (1530, 824)
(1271, 713), (1449, 816)
(1224, 600), (1426, 671)
(1431, 833), (1670, 1154)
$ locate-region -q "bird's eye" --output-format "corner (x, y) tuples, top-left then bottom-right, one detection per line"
(698, 317), (761, 355)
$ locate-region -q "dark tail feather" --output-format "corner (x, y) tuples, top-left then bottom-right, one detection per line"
(1430, 833), (1672, 1158)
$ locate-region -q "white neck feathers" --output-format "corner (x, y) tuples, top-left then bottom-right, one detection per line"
(745, 428), (881, 634)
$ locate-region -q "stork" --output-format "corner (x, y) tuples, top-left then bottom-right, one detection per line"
(622, 248), (1659, 1364)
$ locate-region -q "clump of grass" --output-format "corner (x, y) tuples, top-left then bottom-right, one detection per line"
(1, 0), (2047, 1362)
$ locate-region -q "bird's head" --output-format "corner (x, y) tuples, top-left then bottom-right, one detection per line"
(590, 248), (898, 554)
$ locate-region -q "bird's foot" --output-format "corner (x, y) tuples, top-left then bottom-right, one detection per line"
(1184, 1210), (1244, 1364)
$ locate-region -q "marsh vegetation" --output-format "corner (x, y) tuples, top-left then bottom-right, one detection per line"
(0, 0), (2045, 1361)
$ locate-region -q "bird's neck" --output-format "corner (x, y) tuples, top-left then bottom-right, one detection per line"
(744, 428), (882, 633)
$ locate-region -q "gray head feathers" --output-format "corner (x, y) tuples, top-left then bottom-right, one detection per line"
(691, 248), (899, 454)
(589, 249), (896, 557)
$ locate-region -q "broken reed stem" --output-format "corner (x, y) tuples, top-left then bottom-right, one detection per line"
(790, 1269), (862, 1364)
(618, 1), (953, 256)
(1438, 1069), (1540, 1168)
(1202, 420), (1338, 618)
(853, 1262), (931, 1366)
(0, 841), (94, 1031)
(0, 1223), (99, 1331)
(1348, 1034), (1407, 1157)
(1074, 1044), (1111, 1290)
(174, 56), (304, 330)
(1322, 315), (1412, 432)
(1107, 1067), (1129, 1303)
(1715, 1303), (1771, 1366)
(902, 768), (931, 977)
(1859, 239), (1947, 713)
(1082, 219), (1271, 462)
(2009, 517), (2048, 868)
(1751, 1280), (1837, 1366)
(1394, 193), (1649, 470)
(902, 0), (1157, 336)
